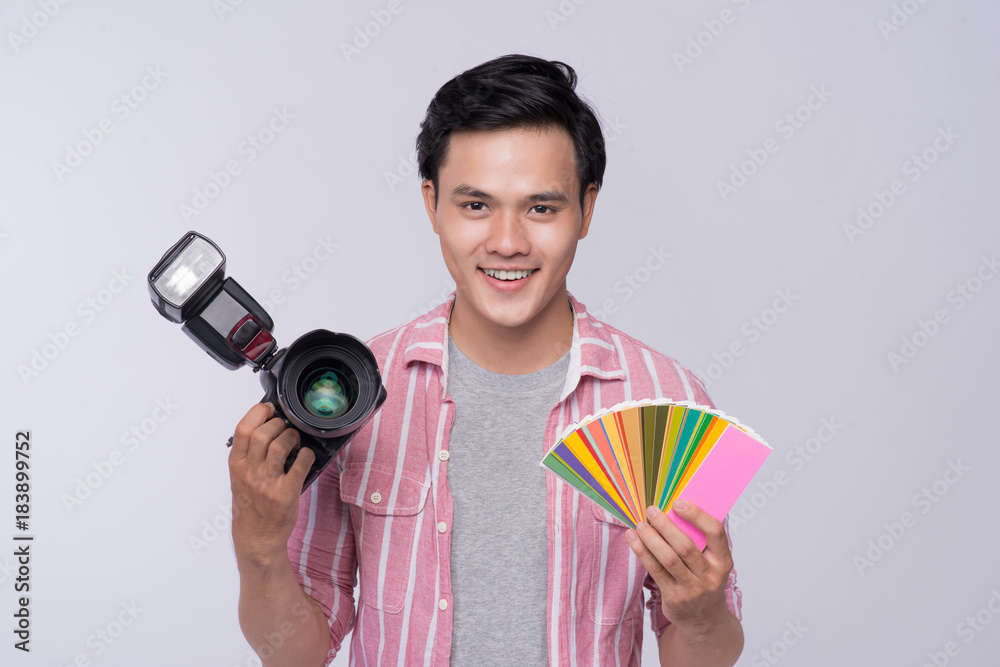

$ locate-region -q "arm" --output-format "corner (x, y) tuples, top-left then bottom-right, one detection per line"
(229, 403), (331, 667)
(626, 501), (744, 667)
(656, 607), (743, 667)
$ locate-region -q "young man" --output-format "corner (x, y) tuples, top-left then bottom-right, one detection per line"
(228, 55), (744, 666)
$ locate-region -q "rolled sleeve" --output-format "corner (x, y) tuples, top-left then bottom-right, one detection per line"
(286, 464), (359, 661)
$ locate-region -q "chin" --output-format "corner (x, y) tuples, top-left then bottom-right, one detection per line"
(487, 299), (555, 331)
(479, 307), (536, 330)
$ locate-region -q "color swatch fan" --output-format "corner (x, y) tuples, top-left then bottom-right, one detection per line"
(541, 400), (771, 550)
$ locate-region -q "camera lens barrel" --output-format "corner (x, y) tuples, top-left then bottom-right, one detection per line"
(275, 330), (383, 437)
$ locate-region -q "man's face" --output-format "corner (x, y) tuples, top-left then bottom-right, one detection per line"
(422, 126), (597, 335)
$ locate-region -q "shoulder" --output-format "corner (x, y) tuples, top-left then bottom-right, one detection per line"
(571, 295), (713, 407)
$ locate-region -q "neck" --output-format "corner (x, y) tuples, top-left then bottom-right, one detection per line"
(447, 290), (574, 375)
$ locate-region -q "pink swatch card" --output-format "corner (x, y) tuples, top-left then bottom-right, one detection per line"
(665, 424), (772, 550)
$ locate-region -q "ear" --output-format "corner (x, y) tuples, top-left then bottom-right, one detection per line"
(578, 182), (598, 240)
(422, 180), (440, 234)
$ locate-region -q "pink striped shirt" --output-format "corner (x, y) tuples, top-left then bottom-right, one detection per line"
(288, 293), (741, 666)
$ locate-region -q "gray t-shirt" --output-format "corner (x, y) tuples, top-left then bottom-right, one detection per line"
(446, 332), (570, 666)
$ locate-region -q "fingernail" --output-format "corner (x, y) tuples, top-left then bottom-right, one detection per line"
(674, 500), (689, 512)
(625, 529), (638, 544)
(646, 506), (661, 520)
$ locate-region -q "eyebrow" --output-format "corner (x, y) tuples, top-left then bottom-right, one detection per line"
(449, 184), (570, 205)
(450, 185), (496, 202)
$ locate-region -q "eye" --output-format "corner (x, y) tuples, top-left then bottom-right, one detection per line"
(531, 205), (553, 214)
(463, 201), (487, 211)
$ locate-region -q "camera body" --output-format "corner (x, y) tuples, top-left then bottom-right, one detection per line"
(148, 231), (387, 490)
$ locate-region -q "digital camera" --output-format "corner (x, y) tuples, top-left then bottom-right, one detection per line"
(147, 231), (386, 490)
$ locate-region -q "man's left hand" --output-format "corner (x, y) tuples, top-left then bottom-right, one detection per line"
(625, 500), (733, 633)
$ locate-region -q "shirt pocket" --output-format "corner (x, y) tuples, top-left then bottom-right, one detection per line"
(586, 503), (644, 626)
(339, 463), (430, 614)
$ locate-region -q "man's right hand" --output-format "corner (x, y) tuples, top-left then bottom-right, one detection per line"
(228, 404), (332, 667)
(228, 403), (317, 567)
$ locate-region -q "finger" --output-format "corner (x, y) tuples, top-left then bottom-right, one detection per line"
(625, 525), (677, 590)
(643, 506), (705, 581)
(629, 516), (698, 587)
(671, 500), (731, 561)
(285, 444), (316, 490)
(263, 425), (301, 475)
(230, 403), (276, 461)
(242, 415), (291, 467)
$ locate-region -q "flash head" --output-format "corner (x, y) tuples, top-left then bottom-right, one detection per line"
(148, 231), (276, 371)
(148, 232), (226, 324)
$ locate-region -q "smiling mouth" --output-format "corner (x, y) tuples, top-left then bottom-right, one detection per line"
(481, 268), (536, 281)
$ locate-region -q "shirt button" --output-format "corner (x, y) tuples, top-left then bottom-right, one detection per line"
(438, 450), (450, 461)
(437, 522), (448, 533)
(370, 491), (382, 504)
(438, 599), (448, 611)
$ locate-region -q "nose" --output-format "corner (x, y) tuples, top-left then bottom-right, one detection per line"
(483, 208), (531, 257)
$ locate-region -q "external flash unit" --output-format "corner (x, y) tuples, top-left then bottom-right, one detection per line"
(148, 231), (387, 490)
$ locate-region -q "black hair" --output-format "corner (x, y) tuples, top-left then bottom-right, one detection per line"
(416, 54), (606, 210)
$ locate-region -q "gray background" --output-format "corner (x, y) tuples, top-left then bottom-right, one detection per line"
(2, 0), (998, 665)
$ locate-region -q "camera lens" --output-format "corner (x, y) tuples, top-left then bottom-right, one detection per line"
(276, 329), (385, 437)
(301, 367), (354, 419)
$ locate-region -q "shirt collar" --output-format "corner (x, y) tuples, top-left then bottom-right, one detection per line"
(399, 291), (626, 399)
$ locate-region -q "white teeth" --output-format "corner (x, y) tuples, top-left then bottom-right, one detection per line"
(483, 268), (534, 281)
